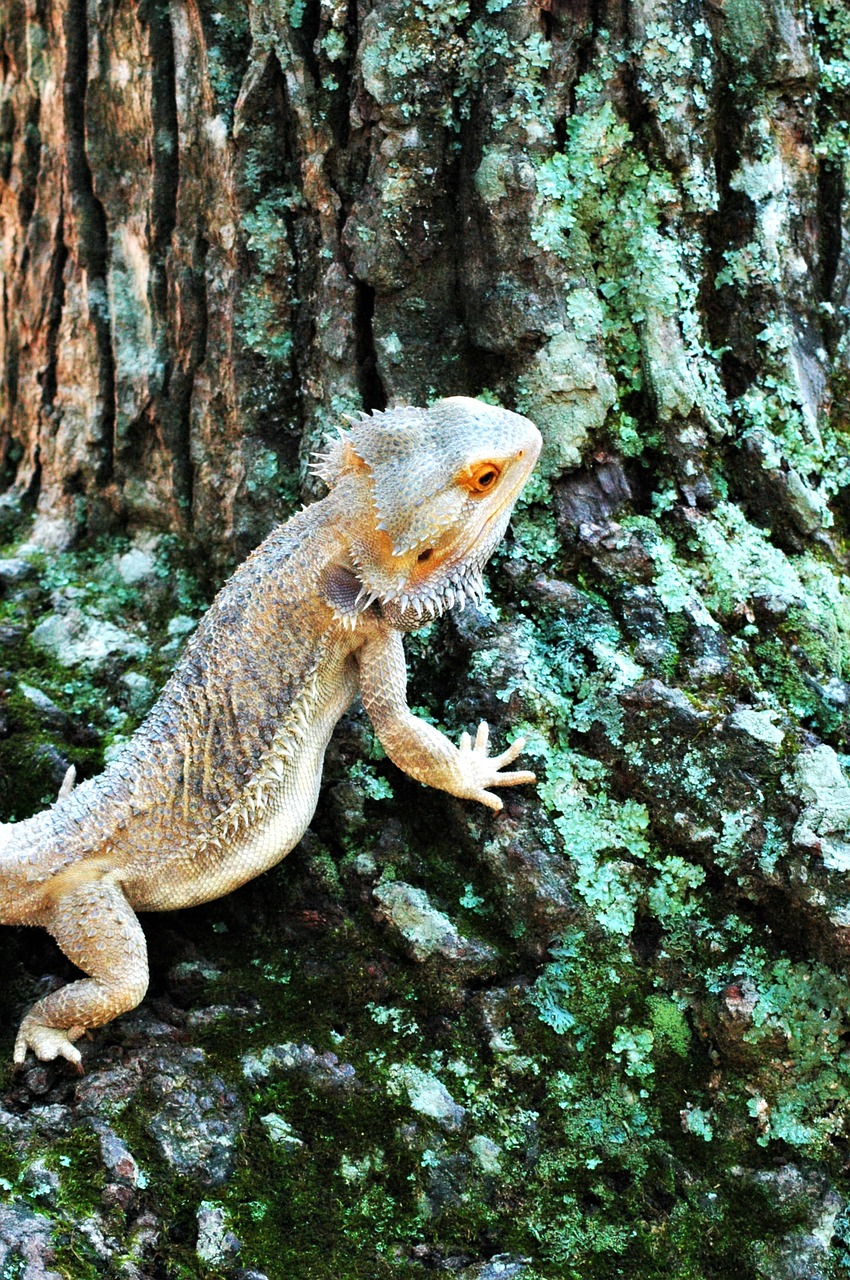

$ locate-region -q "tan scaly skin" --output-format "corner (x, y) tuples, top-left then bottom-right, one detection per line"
(0, 397), (542, 1069)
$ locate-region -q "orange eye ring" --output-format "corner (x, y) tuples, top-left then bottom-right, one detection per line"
(461, 461), (503, 495)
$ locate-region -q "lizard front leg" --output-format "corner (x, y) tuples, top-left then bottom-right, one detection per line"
(14, 877), (148, 1069)
(357, 627), (535, 811)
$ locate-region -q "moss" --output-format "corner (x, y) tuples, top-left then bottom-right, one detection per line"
(229, 1080), (423, 1275)
(0, 1127), (107, 1278)
(0, 534), (211, 821)
(47, 1130), (106, 1219)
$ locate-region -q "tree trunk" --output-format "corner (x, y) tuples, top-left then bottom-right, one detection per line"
(1, 0), (850, 1275)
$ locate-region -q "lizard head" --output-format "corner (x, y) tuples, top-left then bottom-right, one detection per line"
(315, 396), (542, 628)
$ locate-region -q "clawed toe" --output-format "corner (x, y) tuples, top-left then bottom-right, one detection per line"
(14, 1021), (84, 1070)
(456, 721), (537, 809)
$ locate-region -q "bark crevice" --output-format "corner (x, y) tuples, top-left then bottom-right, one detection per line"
(62, 0), (115, 485)
(818, 157), (844, 338)
(37, 198), (68, 417)
(147, 0), (179, 318)
(353, 278), (386, 412)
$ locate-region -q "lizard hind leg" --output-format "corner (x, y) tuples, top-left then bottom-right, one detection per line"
(13, 877), (149, 1070)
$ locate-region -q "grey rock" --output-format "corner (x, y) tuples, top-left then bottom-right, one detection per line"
(167, 613), (197, 638)
(77, 1046), (244, 1190)
(69, 1215), (113, 1262)
(145, 1048), (245, 1186)
(260, 1113), (304, 1153)
(30, 606), (148, 671)
(22, 1105), (74, 1138)
(0, 1100), (71, 1141)
(196, 1200), (241, 1266)
(792, 745), (850, 878)
(748, 1164), (843, 1280)
(94, 1123), (144, 1188)
(388, 1063), (466, 1132)
(30, 742), (74, 792)
(114, 1264), (155, 1280)
(525, 575), (597, 617)
(0, 1203), (63, 1279)
(22, 1159), (60, 1206)
(0, 622), (26, 647)
(0, 557), (35, 587)
(17, 1062), (53, 1096)
(687, 624), (732, 680)
(555, 460), (633, 531)
(479, 829), (574, 941)
(373, 881), (495, 964)
(76, 1062), (146, 1116)
(0, 491), (25, 537)
(621, 679), (707, 724)
(17, 683), (69, 729)
(169, 959), (223, 985)
(112, 540), (160, 587)
(619, 586), (677, 668)
(469, 1135), (503, 1174)
(726, 708), (785, 747)
(242, 1042), (358, 1090)
(121, 671), (156, 716)
(478, 989), (520, 1055)
(459, 1257), (531, 1280)
(187, 1004), (251, 1027)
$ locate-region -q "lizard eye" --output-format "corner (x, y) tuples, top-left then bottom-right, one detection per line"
(417, 548), (433, 563)
(461, 461), (503, 495)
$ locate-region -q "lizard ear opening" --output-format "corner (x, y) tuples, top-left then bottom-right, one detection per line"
(323, 563), (365, 614)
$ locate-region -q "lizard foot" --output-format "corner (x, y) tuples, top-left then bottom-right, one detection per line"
(13, 1018), (84, 1071)
(458, 721), (536, 812)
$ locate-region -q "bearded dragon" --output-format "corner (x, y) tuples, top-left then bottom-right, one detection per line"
(0, 397), (541, 1067)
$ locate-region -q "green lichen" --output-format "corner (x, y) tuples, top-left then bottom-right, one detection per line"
(532, 83), (727, 453)
(706, 949), (850, 1156)
(204, 0), (250, 119)
(812, 0), (850, 161)
(235, 283), (294, 366)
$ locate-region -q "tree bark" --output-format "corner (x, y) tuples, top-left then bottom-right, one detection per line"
(2, 0), (850, 1275)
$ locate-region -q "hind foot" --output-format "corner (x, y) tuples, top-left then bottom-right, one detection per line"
(13, 1016), (84, 1071)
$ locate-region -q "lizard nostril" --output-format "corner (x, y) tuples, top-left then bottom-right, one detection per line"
(417, 549), (434, 563)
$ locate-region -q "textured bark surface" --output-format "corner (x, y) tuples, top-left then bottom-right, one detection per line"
(2, 0), (850, 1277)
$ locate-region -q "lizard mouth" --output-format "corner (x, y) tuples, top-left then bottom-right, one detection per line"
(336, 437), (540, 631)
(385, 452), (535, 621)
(332, 539), (490, 631)
(371, 495), (518, 630)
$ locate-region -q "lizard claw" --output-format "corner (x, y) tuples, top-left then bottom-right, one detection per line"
(457, 722), (536, 811)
